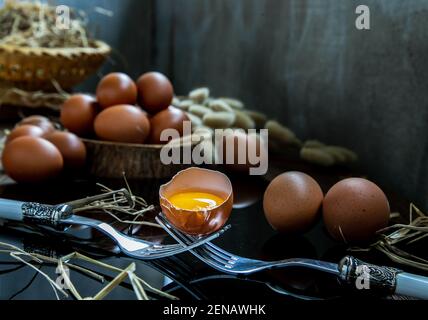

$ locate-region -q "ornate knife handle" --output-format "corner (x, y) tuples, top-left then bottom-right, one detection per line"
(339, 256), (400, 295)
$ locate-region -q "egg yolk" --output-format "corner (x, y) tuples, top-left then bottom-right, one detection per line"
(168, 192), (224, 211)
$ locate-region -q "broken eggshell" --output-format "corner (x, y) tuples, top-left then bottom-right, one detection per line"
(159, 167), (234, 236)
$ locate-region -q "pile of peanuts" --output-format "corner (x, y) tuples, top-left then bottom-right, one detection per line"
(173, 87), (358, 167)
(300, 140), (358, 167)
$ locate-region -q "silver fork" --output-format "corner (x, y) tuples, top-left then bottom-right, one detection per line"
(63, 215), (230, 260)
(156, 214), (338, 274)
(156, 213), (428, 299)
(0, 193), (229, 260)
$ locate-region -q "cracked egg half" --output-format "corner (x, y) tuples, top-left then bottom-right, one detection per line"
(159, 167), (234, 236)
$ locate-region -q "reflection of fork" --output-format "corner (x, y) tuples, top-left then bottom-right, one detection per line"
(157, 214), (428, 299)
(153, 256), (329, 300)
(0, 190), (228, 260)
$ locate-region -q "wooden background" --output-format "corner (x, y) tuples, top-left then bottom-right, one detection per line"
(1, 0), (428, 210)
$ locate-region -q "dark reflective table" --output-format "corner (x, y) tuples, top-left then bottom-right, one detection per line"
(0, 159), (419, 300)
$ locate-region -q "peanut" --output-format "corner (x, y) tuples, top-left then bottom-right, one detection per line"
(304, 140), (326, 149)
(265, 121), (301, 147)
(203, 112), (236, 129)
(189, 88), (210, 104)
(185, 112), (203, 128)
(189, 104), (212, 118)
(327, 146), (358, 163)
(233, 110), (256, 130)
(209, 99), (234, 113)
(245, 110), (267, 129)
(219, 97), (244, 110)
(178, 99), (194, 111)
(300, 147), (336, 167)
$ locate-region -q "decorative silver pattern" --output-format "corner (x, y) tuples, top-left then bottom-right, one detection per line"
(22, 203), (73, 226)
(23, 242), (59, 259)
(339, 256), (400, 294)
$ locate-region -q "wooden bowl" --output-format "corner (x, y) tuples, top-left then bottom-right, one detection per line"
(83, 139), (196, 179)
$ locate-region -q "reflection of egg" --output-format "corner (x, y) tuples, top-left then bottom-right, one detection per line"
(96, 73), (138, 109)
(263, 172), (323, 234)
(323, 178), (390, 243)
(6, 125), (44, 144)
(137, 72), (174, 114)
(231, 175), (264, 209)
(60, 94), (99, 137)
(94, 105), (151, 144)
(149, 106), (188, 144)
(45, 131), (87, 169)
(2, 137), (63, 183)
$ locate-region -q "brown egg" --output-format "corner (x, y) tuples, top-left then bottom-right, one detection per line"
(94, 105), (151, 144)
(323, 178), (390, 243)
(221, 130), (268, 174)
(96, 73), (138, 109)
(149, 106), (188, 144)
(2, 136), (63, 183)
(6, 125), (45, 144)
(137, 72), (174, 113)
(60, 94), (99, 137)
(263, 172), (324, 234)
(17, 115), (55, 135)
(45, 131), (87, 169)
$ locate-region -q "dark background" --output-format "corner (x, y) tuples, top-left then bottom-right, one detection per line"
(3, 0), (428, 210)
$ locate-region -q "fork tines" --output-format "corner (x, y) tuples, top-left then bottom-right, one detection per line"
(156, 214), (234, 267)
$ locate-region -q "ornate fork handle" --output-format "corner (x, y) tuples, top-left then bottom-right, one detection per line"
(338, 256), (400, 294)
(0, 199), (73, 227)
(339, 256), (428, 299)
(22, 203), (73, 226)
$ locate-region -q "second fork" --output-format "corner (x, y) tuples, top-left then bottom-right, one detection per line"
(157, 213), (428, 300)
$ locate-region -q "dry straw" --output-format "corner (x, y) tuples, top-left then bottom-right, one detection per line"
(0, 0), (110, 92)
(0, 177), (177, 300)
(0, 242), (178, 300)
(0, 0), (91, 48)
(69, 177), (161, 229)
(352, 204), (428, 272)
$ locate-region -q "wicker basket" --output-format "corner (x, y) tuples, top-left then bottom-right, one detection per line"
(0, 40), (111, 91)
(0, 83), (68, 111)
